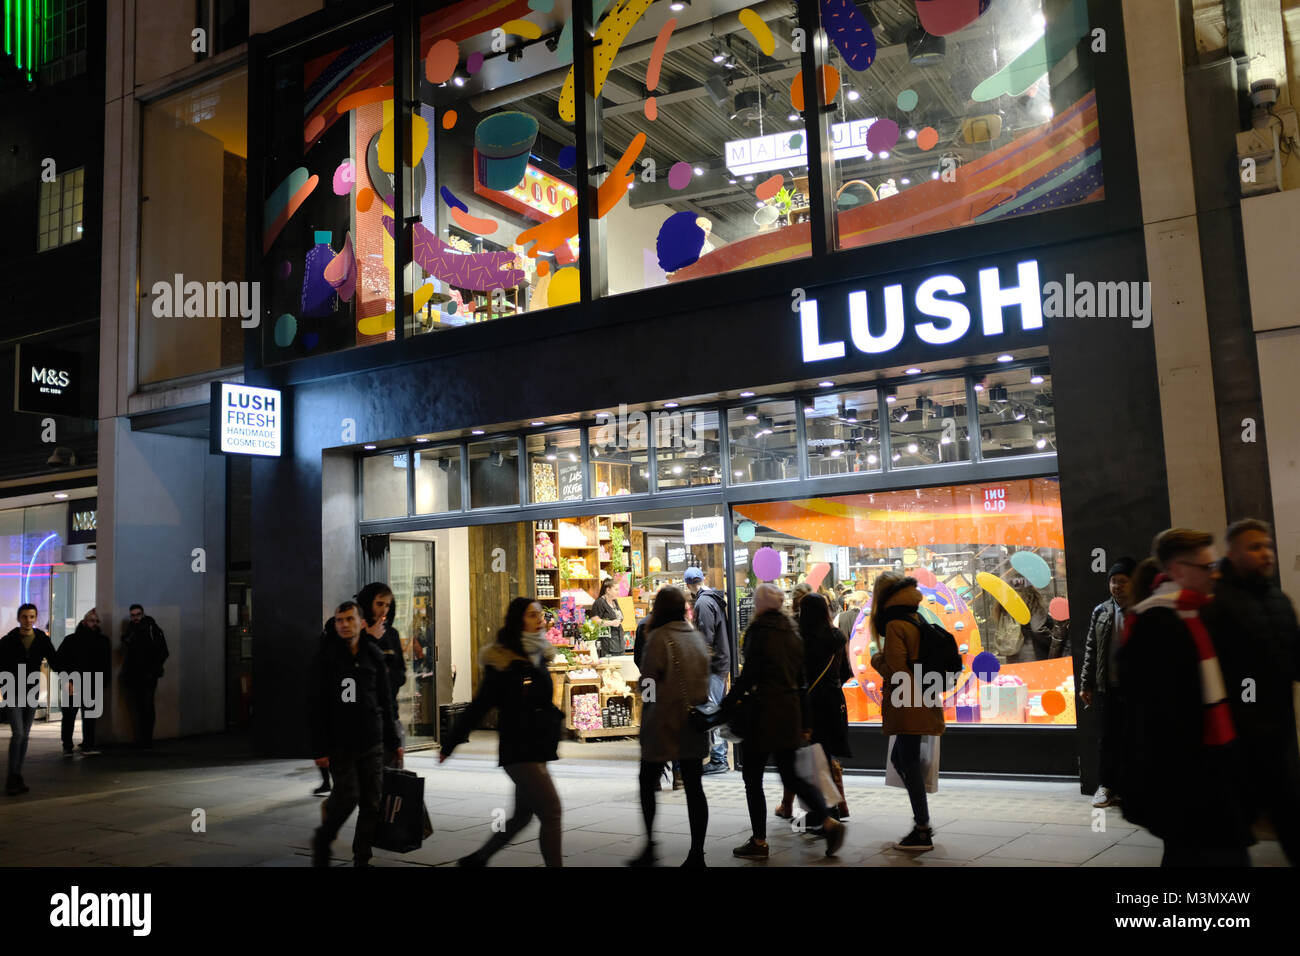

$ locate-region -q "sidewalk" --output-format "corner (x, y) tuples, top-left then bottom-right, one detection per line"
(0, 730), (1287, 867)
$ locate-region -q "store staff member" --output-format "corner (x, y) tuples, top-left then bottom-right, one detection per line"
(591, 579), (625, 657)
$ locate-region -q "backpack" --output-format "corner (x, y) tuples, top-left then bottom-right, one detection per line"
(878, 605), (964, 690)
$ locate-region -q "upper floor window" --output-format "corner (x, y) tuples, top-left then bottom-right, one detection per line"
(38, 0), (88, 84)
(37, 167), (84, 251)
(197, 0), (249, 60)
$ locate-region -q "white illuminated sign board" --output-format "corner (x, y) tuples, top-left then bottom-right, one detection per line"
(725, 119), (878, 176)
(799, 260), (1044, 363)
(683, 515), (725, 545)
(214, 383), (282, 457)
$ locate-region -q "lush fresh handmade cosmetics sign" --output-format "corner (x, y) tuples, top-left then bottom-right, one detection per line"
(211, 383), (281, 457)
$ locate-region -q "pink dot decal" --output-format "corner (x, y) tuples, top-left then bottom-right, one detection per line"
(667, 161), (692, 190)
(866, 118), (899, 152)
(909, 567), (938, 588)
(332, 159), (355, 195)
(752, 547), (781, 581)
(1049, 597), (1070, 621)
(467, 51), (484, 74)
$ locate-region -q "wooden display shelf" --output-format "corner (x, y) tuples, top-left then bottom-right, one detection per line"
(572, 725), (639, 740)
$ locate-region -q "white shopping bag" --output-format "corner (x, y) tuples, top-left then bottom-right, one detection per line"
(884, 734), (940, 794)
(794, 743), (842, 812)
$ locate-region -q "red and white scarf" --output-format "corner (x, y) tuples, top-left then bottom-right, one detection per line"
(1128, 580), (1235, 747)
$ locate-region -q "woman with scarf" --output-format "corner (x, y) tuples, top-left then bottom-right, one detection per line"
(441, 597), (565, 866)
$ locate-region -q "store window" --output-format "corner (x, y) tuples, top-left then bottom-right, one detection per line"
(37, 167), (83, 252)
(414, 444), (462, 514)
(138, 68), (247, 384)
(198, 0), (250, 58)
(409, 0), (578, 334)
(469, 437), (520, 509)
(732, 476), (1073, 727)
(595, 1), (810, 296)
(259, 10), (394, 362)
(886, 377), (972, 468)
(825, 0), (1102, 253)
(588, 415), (649, 499)
(38, 0), (88, 84)
(976, 365), (1055, 458)
(804, 388), (881, 477)
(527, 429), (584, 504)
(655, 408), (721, 491)
(727, 399), (797, 484)
(362, 452), (409, 519)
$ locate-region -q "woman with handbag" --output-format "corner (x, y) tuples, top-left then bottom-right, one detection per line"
(440, 597), (565, 867)
(629, 586), (711, 867)
(774, 592), (853, 821)
(724, 583), (846, 860)
(869, 572), (945, 853)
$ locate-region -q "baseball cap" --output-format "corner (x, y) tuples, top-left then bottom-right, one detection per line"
(683, 567), (704, 583)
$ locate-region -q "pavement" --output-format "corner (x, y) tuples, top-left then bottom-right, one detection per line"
(0, 723), (1289, 868)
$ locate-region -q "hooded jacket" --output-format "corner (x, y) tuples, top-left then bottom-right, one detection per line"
(121, 615), (169, 684)
(443, 641), (562, 766)
(871, 583), (945, 737)
(58, 622), (111, 677)
(691, 587), (731, 676)
(309, 633), (400, 758)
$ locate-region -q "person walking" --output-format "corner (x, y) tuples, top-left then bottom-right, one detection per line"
(311, 617), (335, 796)
(1080, 558), (1136, 808)
(356, 583), (405, 721)
(725, 583), (846, 860)
(310, 600), (403, 867)
(441, 598), (565, 867)
(1202, 519), (1300, 865)
(629, 586), (710, 867)
(121, 604), (169, 748)
(57, 608), (110, 755)
(1, 604), (58, 795)
(633, 595), (683, 792)
(870, 572), (945, 852)
(683, 567), (731, 774)
(1119, 528), (1254, 867)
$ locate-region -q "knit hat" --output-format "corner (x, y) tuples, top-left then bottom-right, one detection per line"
(1107, 557), (1136, 580)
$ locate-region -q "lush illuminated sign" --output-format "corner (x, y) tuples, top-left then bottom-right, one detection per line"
(799, 260), (1044, 363)
(210, 383), (282, 457)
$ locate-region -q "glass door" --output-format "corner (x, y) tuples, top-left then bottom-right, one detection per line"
(389, 538), (435, 746)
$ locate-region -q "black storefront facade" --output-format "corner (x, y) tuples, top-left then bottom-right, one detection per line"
(243, 0), (1167, 787)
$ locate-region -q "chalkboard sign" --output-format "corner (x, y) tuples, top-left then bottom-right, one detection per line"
(558, 458), (584, 500)
(738, 594), (754, 635)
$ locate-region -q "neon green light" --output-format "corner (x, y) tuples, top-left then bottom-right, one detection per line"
(3, 0), (39, 79)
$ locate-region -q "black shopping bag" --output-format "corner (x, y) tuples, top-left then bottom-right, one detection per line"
(372, 768), (433, 853)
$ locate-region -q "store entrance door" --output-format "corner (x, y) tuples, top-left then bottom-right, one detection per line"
(390, 538), (436, 748)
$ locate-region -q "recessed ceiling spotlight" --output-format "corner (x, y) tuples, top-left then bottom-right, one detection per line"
(364, 444), (377, 450)
(973, 380), (986, 392)
(664, 401), (679, 408)
(416, 437), (430, 443)
(530, 421), (545, 426)
(818, 380), (835, 387)
(846, 89), (860, 101)
(744, 174), (754, 181)
(878, 151), (890, 159)
(906, 128), (917, 140)
(739, 391), (755, 398)
(734, 470), (744, 478)
(453, 74), (466, 87)
(669, 0), (687, 10)
(996, 353), (1014, 362)
(905, 367), (921, 375)
(900, 177), (910, 184)
(787, 112), (799, 122)
(867, 453), (878, 465)
(54, 492), (69, 499)
(471, 429), (485, 435)
(693, 166), (703, 176)
(672, 465), (683, 474)
(727, 178), (737, 184)
(1029, 365), (1048, 385)
(884, 387), (897, 404)
(931, 170), (940, 180)
(1036, 438), (1047, 450)
(907, 442), (918, 454)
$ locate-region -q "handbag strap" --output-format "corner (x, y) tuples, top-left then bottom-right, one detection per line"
(808, 653), (837, 693)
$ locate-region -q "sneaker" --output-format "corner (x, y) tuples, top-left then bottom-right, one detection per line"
(312, 783), (332, 796)
(732, 838), (769, 860)
(701, 760), (729, 776)
(63, 745), (74, 756)
(14, 775), (28, 795)
(626, 843), (656, 867)
(4, 775), (19, 797)
(311, 836), (331, 868)
(1091, 785), (1114, 808)
(893, 826), (933, 853)
(823, 818), (846, 857)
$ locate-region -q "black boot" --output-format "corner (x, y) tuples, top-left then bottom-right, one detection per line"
(4, 775), (19, 796)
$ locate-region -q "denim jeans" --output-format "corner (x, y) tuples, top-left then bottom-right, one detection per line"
(6, 706), (35, 778)
(890, 734), (930, 827)
(707, 673), (728, 765)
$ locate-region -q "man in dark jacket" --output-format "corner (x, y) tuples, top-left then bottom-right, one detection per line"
(57, 608), (110, 754)
(121, 604), (169, 748)
(1119, 528), (1254, 866)
(723, 583), (845, 860)
(684, 567), (731, 773)
(311, 600), (403, 867)
(1080, 557), (1135, 808)
(1202, 519), (1300, 865)
(1, 604), (58, 795)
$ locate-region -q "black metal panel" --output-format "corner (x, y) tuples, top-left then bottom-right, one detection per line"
(843, 724), (1078, 776)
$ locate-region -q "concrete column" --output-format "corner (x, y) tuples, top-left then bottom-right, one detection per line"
(1123, 0), (1227, 537)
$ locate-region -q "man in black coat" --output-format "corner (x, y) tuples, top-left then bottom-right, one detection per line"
(121, 604), (169, 748)
(310, 601), (403, 867)
(1080, 557), (1135, 808)
(57, 608), (110, 754)
(1202, 519), (1300, 865)
(1, 604), (58, 795)
(684, 567), (731, 773)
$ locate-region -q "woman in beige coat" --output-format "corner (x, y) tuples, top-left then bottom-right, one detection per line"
(870, 572), (944, 852)
(631, 586), (711, 867)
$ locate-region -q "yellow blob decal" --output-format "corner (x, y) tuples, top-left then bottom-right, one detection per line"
(737, 7), (775, 56)
(548, 267), (581, 306)
(558, 0), (654, 122)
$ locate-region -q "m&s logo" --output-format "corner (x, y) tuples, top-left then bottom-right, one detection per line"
(32, 367), (71, 388)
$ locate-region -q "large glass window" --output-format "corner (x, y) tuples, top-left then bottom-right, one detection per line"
(804, 388), (881, 477)
(362, 452), (409, 519)
(38, 0), (88, 84)
(732, 476), (1072, 727)
(414, 444), (462, 513)
(826, 0), (1102, 253)
(975, 365), (1056, 459)
(727, 399), (797, 484)
(469, 437), (520, 509)
(654, 408), (720, 491)
(589, 414), (649, 498)
(886, 377), (972, 468)
(527, 429), (584, 504)
(139, 69), (247, 383)
(37, 167), (83, 252)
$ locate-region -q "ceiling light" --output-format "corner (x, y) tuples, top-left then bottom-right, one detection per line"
(669, 0), (687, 10)
(1030, 366), (1048, 385)
(728, 178), (737, 184)
(867, 453), (878, 465)
(364, 444), (377, 450)
(544, 445), (558, 461)
(734, 470), (744, 478)
(787, 112), (799, 122)
(997, 353), (1014, 363)
(846, 89), (859, 101)
(931, 170), (940, 180)
(1013, 407), (1027, 421)
(907, 442), (918, 454)
(739, 391), (755, 398)
(818, 380), (835, 387)
(805, 404), (816, 413)
(744, 175), (754, 182)
(54, 492), (69, 499)
(453, 74), (466, 87)
(755, 200), (766, 208)
(471, 429), (485, 435)
(973, 381), (985, 392)
(569, 452), (579, 462)
(906, 128), (917, 140)
(712, 48), (726, 64)
(891, 451), (901, 462)
(940, 435), (951, 444)
(884, 388), (897, 404)
(530, 421), (544, 427)
(878, 151), (890, 159)
(845, 406), (859, 423)
(672, 465), (683, 474)
(692, 167), (703, 176)
(990, 385), (1009, 404)
(897, 407), (910, 422)
(1036, 438), (1047, 450)
(900, 177), (910, 184)
(831, 448), (842, 457)
(905, 367), (921, 375)
(627, 182), (634, 190)
(416, 437), (430, 443)
(664, 401), (679, 408)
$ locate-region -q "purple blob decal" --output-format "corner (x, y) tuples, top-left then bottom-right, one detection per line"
(667, 161), (693, 190)
(440, 185), (468, 212)
(557, 144), (577, 169)
(655, 210), (706, 272)
(467, 51), (484, 74)
(866, 118), (900, 152)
